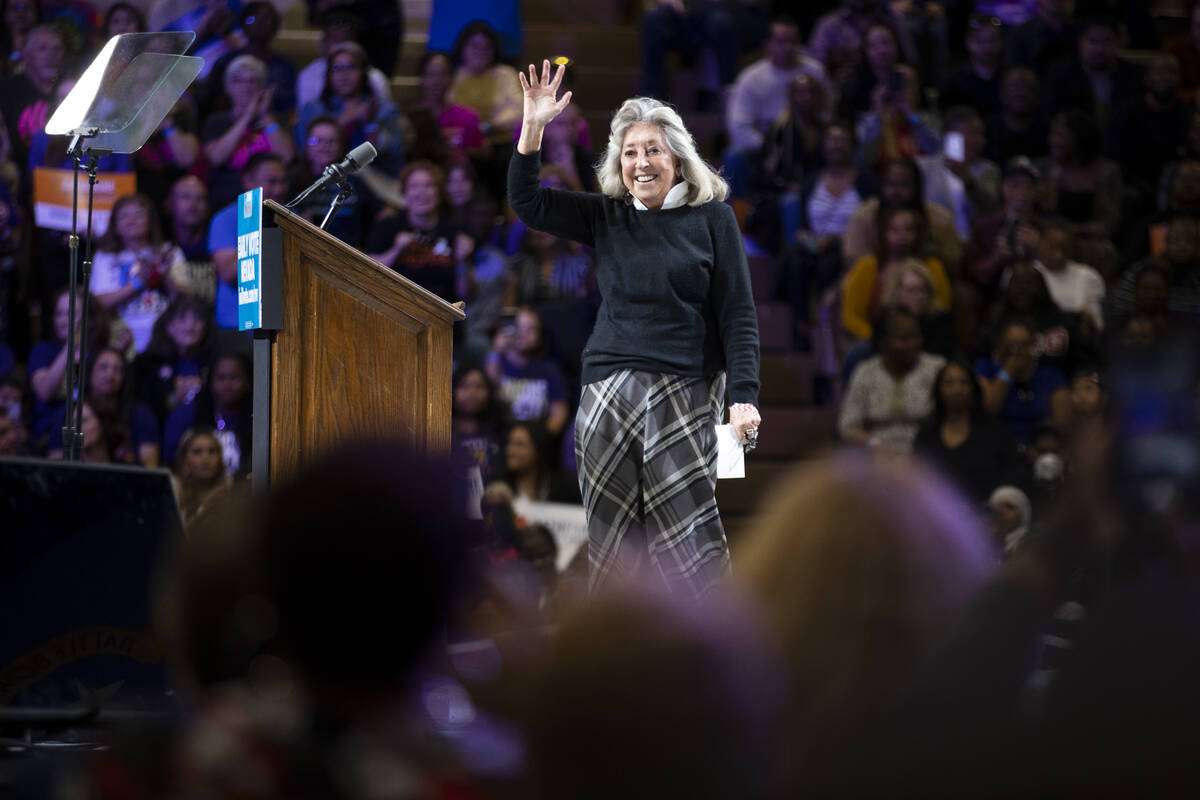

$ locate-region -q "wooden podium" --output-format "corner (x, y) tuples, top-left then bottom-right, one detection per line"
(253, 200), (464, 486)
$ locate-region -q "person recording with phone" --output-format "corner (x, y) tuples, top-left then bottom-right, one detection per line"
(508, 61), (760, 600)
(966, 156), (1043, 297)
(919, 106), (1000, 240)
(855, 63), (940, 172)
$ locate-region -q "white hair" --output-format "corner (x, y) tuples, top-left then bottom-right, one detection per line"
(596, 97), (728, 207)
(224, 54), (268, 93)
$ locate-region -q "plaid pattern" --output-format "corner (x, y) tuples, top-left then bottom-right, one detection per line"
(575, 370), (730, 599)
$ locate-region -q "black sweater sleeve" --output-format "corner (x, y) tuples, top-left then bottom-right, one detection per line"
(506, 148), (601, 247)
(708, 202), (760, 406)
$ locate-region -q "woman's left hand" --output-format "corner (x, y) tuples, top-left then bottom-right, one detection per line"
(729, 403), (761, 450)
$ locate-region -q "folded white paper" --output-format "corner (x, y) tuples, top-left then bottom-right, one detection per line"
(715, 424), (745, 479)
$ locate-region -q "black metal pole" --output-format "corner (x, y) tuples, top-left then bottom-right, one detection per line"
(72, 153), (101, 442)
(61, 140), (84, 461)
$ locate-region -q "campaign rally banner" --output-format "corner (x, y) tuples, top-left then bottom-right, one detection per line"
(237, 186), (264, 331)
(33, 167), (136, 235)
(511, 498), (588, 572)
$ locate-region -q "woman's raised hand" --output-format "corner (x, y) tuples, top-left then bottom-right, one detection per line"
(519, 60), (572, 130)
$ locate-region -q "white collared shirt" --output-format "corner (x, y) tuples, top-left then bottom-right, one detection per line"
(632, 181), (690, 211)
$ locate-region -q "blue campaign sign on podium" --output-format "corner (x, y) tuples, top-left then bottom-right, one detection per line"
(237, 186), (264, 330)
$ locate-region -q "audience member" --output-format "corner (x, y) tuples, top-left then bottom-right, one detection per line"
(90, 193), (188, 354)
(163, 352), (251, 476)
(415, 50), (485, 156)
(1042, 14), (1142, 129)
(1006, 0), (1077, 76)
(777, 123), (878, 331)
(809, 0), (916, 86)
(0, 24), (63, 168)
(837, 19), (905, 123)
(449, 21), (522, 149)
(0, 375), (29, 454)
(134, 97), (201, 209)
(132, 295), (213, 425)
(918, 106), (1000, 240)
(976, 317), (1070, 449)
(1111, 219), (1200, 331)
(842, 157), (962, 274)
(842, 207), (952, 341)
(207, 152), (290, 329)
(365, 160), (471, 303)
(1034, 222), (1105, 330)
(939, 14), (1006, 116)
(754, 74), (828, 203)
(164, 175), (214, 298)
(404, 105), (455, 170)
(985, 483), (1031, 554)
(1, 0), (40, 76)
(1035, 108), (1121, 278)
(204, 1), (297, 117)
(295, 9), (390, 110)
(725, 17), (829, 194)
(967, 156), (1042, 296)
(739, 452), (993, 795)
(1163, 1), (1200, 102)
(101, 1), (142, 38)
(201, 53), (295, 210)
(48, 401), (108, 461)
(839, 305), (945, 451)
(1066, 365), (1107, 441)
(1108, 53), (1189, 212)
(855, 63), (940, 172)
(289, 115), (374, 247)
(457, 194), (510, 355)
(85, 345), (160, 466)
(492, 419), (580, 504)
(27, 287), (105, 451)
(878, 258), (956, 358)
(486, 307), (569, 437)
(982, 260), (1096, 378)
(170, 426), (232, 526)
(507, 173), (596, 307)
(39, 0), (95, 65)
(146, 0), (237, 80)
(451, 363), (507, 485)
(296, 40), (405, 176)
(914, 358), (1025, 504)
(982, 66), (1049, 166)
(638, 0), (770, 107)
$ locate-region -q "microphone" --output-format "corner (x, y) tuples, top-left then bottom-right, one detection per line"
(286, 142), (378, 207)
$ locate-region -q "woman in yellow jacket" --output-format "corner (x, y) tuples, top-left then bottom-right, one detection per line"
(841, 206), (951, 340)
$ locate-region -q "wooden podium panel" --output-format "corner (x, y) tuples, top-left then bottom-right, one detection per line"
(264, 200), (463, 483)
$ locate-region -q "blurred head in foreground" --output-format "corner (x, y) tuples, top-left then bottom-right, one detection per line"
(160, 439), (475, 707)
(738, 451), (995, 794)
(526, 586), (782, 800)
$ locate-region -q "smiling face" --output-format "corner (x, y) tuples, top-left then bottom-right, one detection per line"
(90, 350), (124, 398)
(404, 168), (440, 219)
(621, 123), (679, 210)
(227, 66), (266, 115)
(106, 5), (140, 36)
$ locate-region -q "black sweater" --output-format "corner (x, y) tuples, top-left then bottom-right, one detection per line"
(507, 149), (760, 406)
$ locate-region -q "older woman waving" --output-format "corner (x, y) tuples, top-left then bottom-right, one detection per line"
(508, 61), (761, 600)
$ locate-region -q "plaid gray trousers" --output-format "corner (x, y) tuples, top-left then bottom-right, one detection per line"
(575, 369), (730, 599)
